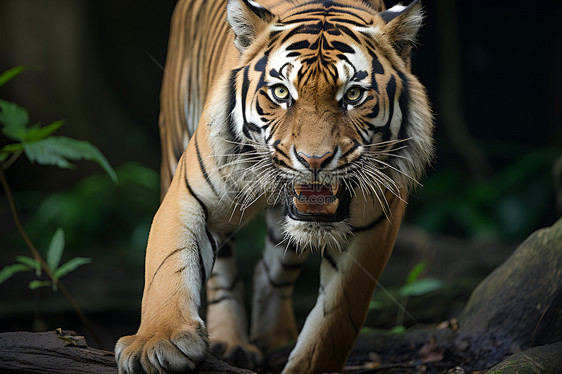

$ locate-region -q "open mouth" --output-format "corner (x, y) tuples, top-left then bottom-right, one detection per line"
(286, 182), (350, 222)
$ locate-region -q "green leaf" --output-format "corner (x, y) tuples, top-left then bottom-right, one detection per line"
(24, 139), (73, 169)
(389, 325), (407, 334)
(0, 66), (25, 87)
(2, 143), (24, 153)
(23, 136), (117, 182)
(16, 256), (40, 271)
(0, 151), (9, 163)
(406, 261), (426, 285)
(0, 100), (29, 141)
(29, 280), (51, 290)
(25, 120), (65, 142)
(0, 264), (30, 284)
(360, 326), (374, 334)
(399, 278), (443, 297)
(47, 228), (65, 271)
(17, 256), (41, 277)
(53, 257), (91, 279)
(368, 300), (383, 310)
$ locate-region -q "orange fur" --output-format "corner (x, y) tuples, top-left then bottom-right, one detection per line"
(116, 0), (433, 373)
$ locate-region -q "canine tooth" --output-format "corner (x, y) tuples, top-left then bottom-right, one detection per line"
(331, 184), (339, 195)
(293, 197), (307, 213)
(294, 184), (302, 196)
(326, 198), (339, 214)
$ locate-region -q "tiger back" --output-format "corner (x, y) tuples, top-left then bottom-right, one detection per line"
(116, 0), (433, 373)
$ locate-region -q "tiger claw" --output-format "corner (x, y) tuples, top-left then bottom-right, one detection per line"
(115, 321), (209, 374)
(210, 341), (263, 371)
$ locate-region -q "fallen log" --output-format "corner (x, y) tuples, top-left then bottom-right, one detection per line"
(0, 329), (253, 374)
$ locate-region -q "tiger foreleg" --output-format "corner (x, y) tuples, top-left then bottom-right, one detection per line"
(250, 207), (309, 352)
(207, 240), (262, 369)
(282, 199), (407, 374)
(115, 155), (216, 373)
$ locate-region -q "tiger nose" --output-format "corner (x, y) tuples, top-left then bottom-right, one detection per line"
(296, 150), (334, 170)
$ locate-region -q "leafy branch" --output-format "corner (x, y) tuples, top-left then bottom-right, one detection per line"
(395, 261), (443, 328)
(368, 261), (443, 333)
(0, 228), (91, 291)
(0, 169), (101, 347)
(0, 65), (116, 348)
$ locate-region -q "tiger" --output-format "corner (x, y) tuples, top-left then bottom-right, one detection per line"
(115, 0), (434, 373)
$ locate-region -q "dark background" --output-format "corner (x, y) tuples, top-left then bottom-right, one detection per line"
(0, 0), (561, 352)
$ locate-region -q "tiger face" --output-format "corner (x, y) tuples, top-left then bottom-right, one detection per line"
(225, 0), (433, 251)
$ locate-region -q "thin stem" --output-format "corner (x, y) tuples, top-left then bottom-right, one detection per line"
(0, 166), (105, 349)
(395, 297), (408, 327)
(1, 150), (22, 171)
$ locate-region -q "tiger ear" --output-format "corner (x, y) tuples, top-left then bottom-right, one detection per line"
(378, 0), (424, 61)
(227, 0), (275, 53)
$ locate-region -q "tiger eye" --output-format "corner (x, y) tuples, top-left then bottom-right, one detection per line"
(345, 87), (362, 103)
(272, 84), (290, 101)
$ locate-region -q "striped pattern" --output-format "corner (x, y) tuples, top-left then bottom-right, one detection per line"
(116, 0), (434, 373)
(251, 207), (309, 350)
(159, 0), (233, 197)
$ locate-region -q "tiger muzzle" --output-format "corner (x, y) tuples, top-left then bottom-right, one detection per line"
(286, 182), (350, 222)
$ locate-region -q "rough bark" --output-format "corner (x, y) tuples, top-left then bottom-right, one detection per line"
(0, 330), (254, 374)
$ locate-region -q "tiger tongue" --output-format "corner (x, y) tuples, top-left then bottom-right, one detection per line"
(292, 183), (340, 215)
(293, 196), (340, 215)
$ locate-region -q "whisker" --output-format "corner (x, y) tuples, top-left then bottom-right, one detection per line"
(365, 137), (412, 149)
(362, 168), (406, 204)
(370, 158), (420, 186)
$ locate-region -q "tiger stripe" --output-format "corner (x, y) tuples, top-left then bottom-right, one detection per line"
(251, 206), (309, 350)
(116, 0), (434, 373)
(194, 133), (219, 197)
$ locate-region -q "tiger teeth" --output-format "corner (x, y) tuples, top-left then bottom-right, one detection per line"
(293, 196), (307, 213)
(326, 198), (339, 214)
(292, 196), (339, 215)
(294, 183), (338, 196)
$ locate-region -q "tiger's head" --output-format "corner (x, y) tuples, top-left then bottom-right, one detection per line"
(217, 0), (433, 251)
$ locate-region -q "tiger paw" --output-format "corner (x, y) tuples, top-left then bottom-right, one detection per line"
(210, 340), (263, 370)
(115, 320), (209, 373)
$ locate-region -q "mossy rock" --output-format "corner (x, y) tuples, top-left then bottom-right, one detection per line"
(486, 341), (562, 374)
(456, 217), (562, 367)
(347, 218), (562, 373)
